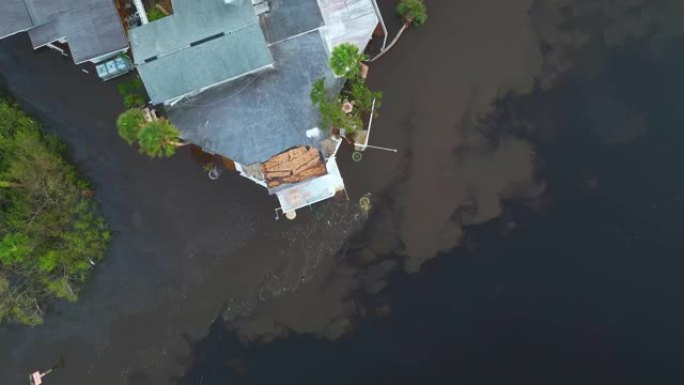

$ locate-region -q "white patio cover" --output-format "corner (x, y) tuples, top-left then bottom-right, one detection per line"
(317, 0), (379, 53)
(276, 156), (345, 213)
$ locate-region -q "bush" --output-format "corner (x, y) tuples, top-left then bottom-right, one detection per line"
(345, 80), (382, 114)
(310, 79), (364, 134)
(0, 99), (110, 326)
(117, 77), (147, 108)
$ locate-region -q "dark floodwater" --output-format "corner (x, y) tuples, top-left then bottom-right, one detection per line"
(182, 14), (684, 385)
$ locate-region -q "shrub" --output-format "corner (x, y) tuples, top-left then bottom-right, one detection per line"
(346, 80), (382, 114)
(117, 77), (147, 108)
(310, 78), (363, 134)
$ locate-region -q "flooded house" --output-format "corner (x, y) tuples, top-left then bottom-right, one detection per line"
(1, 0), (383, 217)
(128, 0), (381, 217)
(0, 0), (129, 64)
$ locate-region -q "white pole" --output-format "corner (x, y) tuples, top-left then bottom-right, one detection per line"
(133, 0), (149, 24)
(367, 98), (377, 139)
(357, 98), (377, 152)
(363, 144), (398, 152)
(369, 0), (389, 50)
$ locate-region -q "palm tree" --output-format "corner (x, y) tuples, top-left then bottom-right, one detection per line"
(329, 43), (368, 79)
(116, 108), (146, 145)
(371, 0), (427, 62)
(397, 0), (428, 25)
(136, 119), (186, 158)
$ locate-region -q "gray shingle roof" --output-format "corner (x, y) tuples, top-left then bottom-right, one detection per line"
(129, 0), (273, 104)
(0, 0), (129, 64)
(0, 0), (32, 39)
(163, 0), (376, 165)
(137, 23), (273, 105)
(259, 0), (323, 44)
(168, 30), (343, 165)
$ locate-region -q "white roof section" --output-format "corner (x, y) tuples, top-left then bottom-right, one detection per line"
(276, 156), (345, 213)
(317, 0), (379, 53)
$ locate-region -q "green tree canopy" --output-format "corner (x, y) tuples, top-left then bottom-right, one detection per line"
(397, 0), (428, 26)
(329, 43), (368, 79)
(136, 119), (182, 158)
(116, 108), (146, 145)
(115, 109), (184, 158)
(0, 98), (110, 326)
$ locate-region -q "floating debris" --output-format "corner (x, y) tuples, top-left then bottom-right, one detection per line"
(359, 193), (372, 212)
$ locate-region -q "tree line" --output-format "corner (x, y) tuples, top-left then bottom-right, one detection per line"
(0, 98), (110, 325)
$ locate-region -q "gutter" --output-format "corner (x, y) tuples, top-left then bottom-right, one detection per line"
(369, 0), (388, 50)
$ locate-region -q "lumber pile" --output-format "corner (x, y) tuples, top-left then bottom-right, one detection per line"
(262, 147), (327, 188)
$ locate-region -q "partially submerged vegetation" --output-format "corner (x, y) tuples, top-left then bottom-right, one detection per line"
(312, 0), (429, 135)
(117, 76), (147, 109)
(371, 0), (428, 61)
(397, 0), (428, 26)
(117, 108), (186, 158)
(311, 44), (382, 138)
(0, 98), (109, 326)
